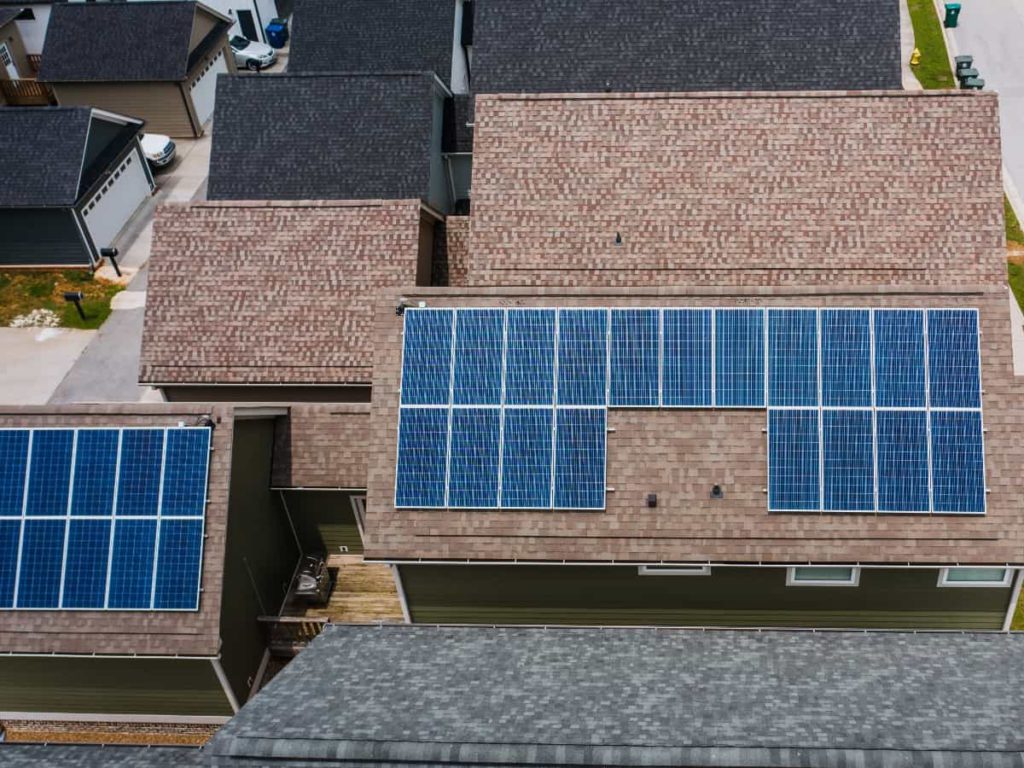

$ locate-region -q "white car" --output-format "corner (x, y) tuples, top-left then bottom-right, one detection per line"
(230, 36), (277, 71)
(140, 133), (176, 169)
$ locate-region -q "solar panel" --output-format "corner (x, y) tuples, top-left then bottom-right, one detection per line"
(930, 411), (985, 514)
(610, 309), (658, 407)
(927, 309), (981, 409)
(768, 309), (818, 407)
(447, 408), (501, 508)
(0, 427), (211, 611)
(400, 309), (453, 406)
(505, 309), (555, 406)
(395, 408), (448, 508)
(822, 410), (874, 512)
(876, 410), (930, 513)
(662, 309), (712, 407)
(453, 309), (503, 406)
(715, 309), (764, 407)
(767, 409), (820, 511)
(821, 309), (871, 407)
(554, 408), (606, 510)
(558, 309), (608, 406)
(500, 409), (553, 509)
(874, 310), (925, 408)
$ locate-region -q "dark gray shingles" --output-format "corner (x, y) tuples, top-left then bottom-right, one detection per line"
(288, 0), (456, 86)
(0, 7), (21, 27)
(0, 107), (91, 207)
(208, 625), (1024, 767)
(0, 744), (204, 767)
(472, 0), (902, 93)
(38, 1), (198, 82)
(207, 73), (437, 202)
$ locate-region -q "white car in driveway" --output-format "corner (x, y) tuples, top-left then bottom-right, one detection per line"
(140, 133), (176, 169)
(230, 36), (277, 71)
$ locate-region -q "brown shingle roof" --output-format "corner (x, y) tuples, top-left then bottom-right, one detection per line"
(271, 405), (370, 489)
(140, 200), (429, 386)
(464, 91), (1005, 288)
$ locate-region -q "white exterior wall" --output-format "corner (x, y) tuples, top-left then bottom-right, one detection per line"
(80, 144), (153, 250)
(450, 0), (469, 94)
(14, 3), (51, 56)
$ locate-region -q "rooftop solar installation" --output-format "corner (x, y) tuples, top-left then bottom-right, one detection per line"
(0, 427), (210, 611)
(396, 307), (985, 515)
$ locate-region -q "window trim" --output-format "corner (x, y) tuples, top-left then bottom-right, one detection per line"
(637, 565), (711, 576)
(786, 566), (860, 587)
(937, 567), (1012, 588)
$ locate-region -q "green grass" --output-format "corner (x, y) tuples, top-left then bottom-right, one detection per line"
(1013, 587), (1024, 631)
(1009, 260), (1024, 311)
(907, 0), (956, 89)
(0, 270), (122, 330)
(1006, 195), (1024, 245)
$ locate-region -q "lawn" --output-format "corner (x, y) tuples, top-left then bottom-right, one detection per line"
(907, 0), (956, 89)
(0, 270), (122, 330)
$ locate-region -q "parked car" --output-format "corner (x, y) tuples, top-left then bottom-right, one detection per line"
(140, 133), (176, 169)
(230, 36), (277, 71)
(293, 554), (332, 604)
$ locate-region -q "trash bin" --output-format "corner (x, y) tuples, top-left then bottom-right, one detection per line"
(943, 2), (961, 27)
(954, 54), (974, 72)
(265, 17), (289, 48)
(956, 67), (979, 82)
(961, 77), (985, 90)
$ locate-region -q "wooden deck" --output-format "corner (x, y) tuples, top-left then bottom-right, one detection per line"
(282, 554), (405, 624)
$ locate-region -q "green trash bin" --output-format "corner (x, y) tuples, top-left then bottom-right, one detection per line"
(944, 2), (961, 27)
(962, 77), (985, 90)
(954, 54), (974, 72)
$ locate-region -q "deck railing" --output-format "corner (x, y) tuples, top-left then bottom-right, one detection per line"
(0, 78), (55, 106)
(257, 615), (329, 656)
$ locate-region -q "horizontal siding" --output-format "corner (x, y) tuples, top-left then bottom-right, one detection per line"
(282, 490), (363, 555)
(401, 565), (1011, 630)
(0, 209), (90, 266)
(53, 82), (196, 138)
(0, 657), (232, 717)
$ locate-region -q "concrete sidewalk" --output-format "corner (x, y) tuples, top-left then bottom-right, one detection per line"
(0, 328), (94, 405)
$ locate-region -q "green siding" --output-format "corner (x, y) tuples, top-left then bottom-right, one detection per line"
(281, 490), (363, 555)
(0, 209), (90, 266)
(219, 419), (300, 704)
(0, 657), (231, 717)
(401, 565), (1011, 630)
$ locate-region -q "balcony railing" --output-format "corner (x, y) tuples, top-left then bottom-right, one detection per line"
(257, 615), (329, 657)
(0, 78), (56, 106)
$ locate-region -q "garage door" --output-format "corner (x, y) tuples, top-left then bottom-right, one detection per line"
(190, 50), (228, 128)
(80, 149), (152, 252)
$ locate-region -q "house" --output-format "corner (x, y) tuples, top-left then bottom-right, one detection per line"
(0, 107), (154, 268)
(0, 404), (302, 739)
(37, 1), (233, 137)
(139, 199), (443, 402)
(207, 73), (457, 210)
(358, 91), (1024, 631)
(161, 0), (283, 46)
(0, 0), (60, 56)
(288, 0), (468, 93)
(0, 8), (30, 81)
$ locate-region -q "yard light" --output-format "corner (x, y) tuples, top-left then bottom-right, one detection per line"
(100, 247), (121, 277)
(63, 291), (86, 321)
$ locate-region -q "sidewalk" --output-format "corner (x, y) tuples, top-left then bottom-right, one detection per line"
(0, 327), (94, 405)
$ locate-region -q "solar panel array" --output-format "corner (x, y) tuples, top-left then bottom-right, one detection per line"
(0, 427), (211, 611)
(396, 307), (985, 515)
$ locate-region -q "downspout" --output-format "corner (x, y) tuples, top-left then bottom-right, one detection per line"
(211, 655), (241, 714)
(391, 564), (412, 624)
(1002, 567), (1023, 631)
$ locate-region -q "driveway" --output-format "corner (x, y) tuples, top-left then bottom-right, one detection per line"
(0, 328), (94, 405)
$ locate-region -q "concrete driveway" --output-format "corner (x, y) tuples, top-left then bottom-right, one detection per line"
(0, 328), (94, 405)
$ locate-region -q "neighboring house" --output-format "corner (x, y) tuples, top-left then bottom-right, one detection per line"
(139, 199), (442, 402)
(0, 0), (60, 56)
(37, 1), (233, 137)
(0, 404), (301, 735)
(207, 73), (456, 211)
(358, 91), (1024, 631)
(0, 8), (30, 80)
(288, 0), (468, 93)
(0, 107), (154, 267)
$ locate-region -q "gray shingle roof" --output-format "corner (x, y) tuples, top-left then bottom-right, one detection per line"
(0, 107), (92, 207)
(207, 73), (439, 202)
(288, 0), (456, 86)
(206, 625), (1024, 767)
(38, 1), (200, 82)
(472, 0), (902, 93)
(0, 7), (21, 27)
(0, 744), (203, 767)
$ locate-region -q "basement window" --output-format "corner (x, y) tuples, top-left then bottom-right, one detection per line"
(638, 565), (711, 576)
(938, 567), (1011, 587)
(786, 566), (860, 587)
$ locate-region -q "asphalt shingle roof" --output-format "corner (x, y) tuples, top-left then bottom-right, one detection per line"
(288, 0), (456, 86)
(38, 1), (200, 82)
(472, 0), (901, 93)
(206, 625), (1024, 767)
(207, 73), (439, 202)
(0, 107), (92, 207)
(0, 7), (21, 27)
(0, 745), (203, 767)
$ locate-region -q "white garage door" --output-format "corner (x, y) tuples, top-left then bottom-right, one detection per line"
(81, 149), (152, 252)
(190, 50), (228, 128)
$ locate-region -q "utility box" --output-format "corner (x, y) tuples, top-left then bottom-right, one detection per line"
(944, 3), (961, 27)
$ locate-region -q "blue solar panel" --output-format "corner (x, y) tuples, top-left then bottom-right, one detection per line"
(153, 519), (203, 610)
(62, 519), (111, 609)
(71, 429), (118, 517)
(107, 519), (156, 609)
(0, 430), (29, 517)
(927, 309), (981, 409)
(821, 310), (871, 407)
(401, 309), (454, 406)
(0, 520), (20, 608)
(768, 309), (818, 407)
(662, 309), (712, 407)
(557, 309), (607, 406)
(876, 411), (929, 513)
(161, 428), (210, 517)
(505, 309), (555, 406)
(447, 409), (500, 508)
(453, 309), (503, 405)
(26, 429), (73, 517)
(768, 409), (820, 511)
(395, 408), (448, 508)
(822, 410), (874, 512)
(931, 411), (985, 514)
(874, 310), (925, 408)
(610, 309), (659, 407)
(501, 409), (553, 509)
(715, 309), (764, 407)
(554, 408), (606, 509)
(16, 518), (65, 608)
(116, 429), (163, 516)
